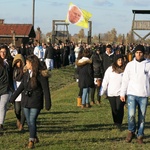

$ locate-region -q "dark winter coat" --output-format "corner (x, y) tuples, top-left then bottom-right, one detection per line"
(44, 46), (54, 59)
(19, 47), (26, 57)
(76, 57), (94, 88)
(12, 54), (25, 82)
(0, 65), (9, 95)
(102, 52), (114, 72)
(10, 70), (51, 110)
(0, 57), (14, 94)
(63, 46), (70, 66)
(91, 52), (104, 78)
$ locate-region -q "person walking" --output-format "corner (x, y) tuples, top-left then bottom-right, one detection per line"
(76, 49), (94, 108)
(102, 44), (115, 73)
(44, 42), (54, 70)
(9, 45), (18, 58)
(10, 54), (51, 149)
(75, 49), (83, 107)
(90, 48), (103, 105)
(0, 56), (10, 130)
(0, 45), (13, 130)
(120, 45), (150, 144)
(100, 54), (126, 128)
(12, 54), (26, 131)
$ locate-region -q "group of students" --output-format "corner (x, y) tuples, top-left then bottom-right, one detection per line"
(76, 44), (117, 108)
(76, 44), (150, 144)
(0, 42), (150, 148)
(0, 45), (51, 149)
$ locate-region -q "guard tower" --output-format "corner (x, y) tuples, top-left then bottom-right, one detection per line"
(131, 10), (150, 42)
(52, 20), (69, 44)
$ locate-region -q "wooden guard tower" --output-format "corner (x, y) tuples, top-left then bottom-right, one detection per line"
(52, 20), (92, 44)
(131, 10), (150, 42)
(52, 20), (69, 44)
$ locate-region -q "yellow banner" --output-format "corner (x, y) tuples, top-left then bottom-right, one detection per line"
(66, 2), (92, 28)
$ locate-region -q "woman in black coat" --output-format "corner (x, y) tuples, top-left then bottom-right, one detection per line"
(10, 54), (51, 149)
(76, 49), (94, 108)
(90, 48), (104, 105)
(0, 45), (13, 130)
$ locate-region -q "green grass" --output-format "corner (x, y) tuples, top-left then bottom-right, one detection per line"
(1, 65), (150, 150)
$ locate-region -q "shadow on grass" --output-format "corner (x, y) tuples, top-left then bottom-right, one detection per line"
(41, 136), (127, 147)
(45, 110), (84, 114)
(36, 121), (128, 134)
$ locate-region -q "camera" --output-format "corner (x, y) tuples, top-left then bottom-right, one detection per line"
(24, 90), (32, 97)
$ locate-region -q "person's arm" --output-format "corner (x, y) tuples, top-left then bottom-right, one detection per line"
(120, 64), (130, 102)
(9, 81), (24, 103)
(99, 67), (110, 96)
(120, 96), (126, 102)
(44, 48), (48, 59)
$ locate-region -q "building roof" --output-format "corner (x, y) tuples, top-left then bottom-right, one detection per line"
(0, 24), (35, 37)
(132, 10), (150, 14)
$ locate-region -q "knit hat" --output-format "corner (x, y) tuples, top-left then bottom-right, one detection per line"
(114, 54), (123, 63)
(134, 45), (145, 54)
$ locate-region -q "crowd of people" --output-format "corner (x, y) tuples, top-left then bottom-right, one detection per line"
(0, 43), (51, 149)
(0, 41), (150, 148)
(75, 42), (150, 145)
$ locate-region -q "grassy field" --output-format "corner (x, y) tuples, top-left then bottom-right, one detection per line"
(1, 65), (150, 150)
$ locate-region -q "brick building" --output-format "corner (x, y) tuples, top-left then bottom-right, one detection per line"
(0, 19), (36, 47)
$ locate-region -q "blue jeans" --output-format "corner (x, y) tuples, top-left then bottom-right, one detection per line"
(82, 88), (90, 105)
(45, 58), (54, 70)
(23, 108), (41, 141)
(127, 95), (148, 137)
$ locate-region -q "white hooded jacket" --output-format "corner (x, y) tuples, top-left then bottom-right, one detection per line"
(120, 58), (150, 97)
(100, 66), (123, 96)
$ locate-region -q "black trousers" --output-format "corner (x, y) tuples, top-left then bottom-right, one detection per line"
(90, 85), (101, 102)
(108, 96), (125, 124)
(78, 88), (83, 97)
(14, 101), (26, 126)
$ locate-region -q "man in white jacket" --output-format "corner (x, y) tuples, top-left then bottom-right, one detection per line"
(120, 45), (150, 144)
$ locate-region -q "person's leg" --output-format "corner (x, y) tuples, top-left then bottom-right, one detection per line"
(96, 86), (101, 104)
(85, 88), (90, 107)
(126, 95), (137, 143)
(82, 88), (87, 105)
(0, 94), (9, 128)
(77, 88), (82, 107)
(19, 106), (26, 130)
(23, 107), (30, 127)
(127, 95), (137, 133)
(50, 59), (54, 70)
(23, 108), (40, 141)
(137, 97), (148, 138)
(78, 88), (83, 98)
(29, 108), (41, 141)
(108, 96), (117, 124)
(45, 58), (50, 70)
(14, 101), (21, 128)
(14, 101), (21, 121)
(82, 88), (88, 107)
(90, 87), (95, 104)
(115, 96), (125, 124)
(69, 55), (71, 64)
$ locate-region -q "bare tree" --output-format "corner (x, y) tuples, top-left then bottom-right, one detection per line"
(78, 29), (85, 39)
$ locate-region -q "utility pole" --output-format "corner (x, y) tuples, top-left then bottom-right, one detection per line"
(32, 0), (35, 27)
(11, 29), (15, 45)
(99, 33), (101, 43)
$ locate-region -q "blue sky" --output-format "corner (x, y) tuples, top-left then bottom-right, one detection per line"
(0, 0), (150, 37)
